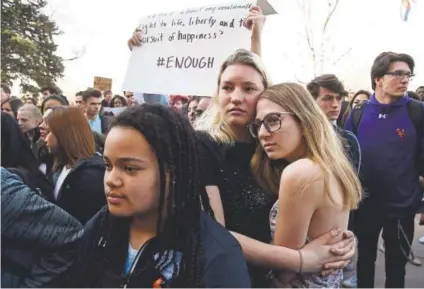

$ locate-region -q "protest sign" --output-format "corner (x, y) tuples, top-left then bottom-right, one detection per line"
(123, 0), (276, 96)
(134, 92), (145, 104)
(93, 76), (112, 91)
(103, 107), (127, 116)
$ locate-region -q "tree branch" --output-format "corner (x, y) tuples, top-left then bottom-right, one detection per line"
(331, 47), (352, 66)
(63, 45), (87, 61)
(323, 0), (339, 34)
(297, 0), (317, 76)
(281, 50), (309, 84)
(319, 0), (340, 75)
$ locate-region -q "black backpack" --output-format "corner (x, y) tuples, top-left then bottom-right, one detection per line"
(350, 99), (424, 173)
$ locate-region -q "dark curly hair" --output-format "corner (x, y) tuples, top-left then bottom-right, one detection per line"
(110, 95), (127, 108)
(79, 104), (213, 287)
(40, 95), (69, 114)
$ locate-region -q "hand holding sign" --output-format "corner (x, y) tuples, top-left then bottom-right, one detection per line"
(128, 30), (143, 50)
(244, 6), (266, 34)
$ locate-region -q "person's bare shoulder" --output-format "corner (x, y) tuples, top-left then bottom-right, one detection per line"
(280, 158), (324, 198)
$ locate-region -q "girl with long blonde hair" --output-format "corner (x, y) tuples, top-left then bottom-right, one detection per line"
(248, 83), (362, 287)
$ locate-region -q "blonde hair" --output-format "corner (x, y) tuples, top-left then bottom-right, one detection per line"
(195, 49), (270, 144)
(251, 83), (362, 209)
(18, 104), (42, 121)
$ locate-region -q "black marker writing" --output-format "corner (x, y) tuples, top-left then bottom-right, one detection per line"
(141, 33), (164, 44)
(157, 56), (215, 69)
(188, 16), (217, 28)
(139, 21), (158, 34)
(171, 19), (185, 27)
(169, 30), (223, 43)
(157, 57), (165, 67)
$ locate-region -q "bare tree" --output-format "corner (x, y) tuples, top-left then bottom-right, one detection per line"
(63, 45), (87, 61)
(286, 0), (353, 82)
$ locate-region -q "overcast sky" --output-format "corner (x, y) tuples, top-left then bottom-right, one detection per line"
(39, 0), (424, 98)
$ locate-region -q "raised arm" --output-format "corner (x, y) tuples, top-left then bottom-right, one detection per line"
(244, 6), (265, 57)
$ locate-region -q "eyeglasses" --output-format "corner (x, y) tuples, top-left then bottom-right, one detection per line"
(385, 71), (415, 80)
(249, 112), (294, 138)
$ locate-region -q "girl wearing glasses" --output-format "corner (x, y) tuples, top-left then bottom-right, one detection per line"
(249, 83), (362, 287)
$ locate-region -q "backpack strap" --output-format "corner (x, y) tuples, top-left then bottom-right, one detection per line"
(351, 102), (368, 135)
(407, 99), (424, 174)
(407, 99), (424, 142)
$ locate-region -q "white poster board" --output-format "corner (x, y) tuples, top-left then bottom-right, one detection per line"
(123, 0), (275, 96)
(103, 107), (127, 116)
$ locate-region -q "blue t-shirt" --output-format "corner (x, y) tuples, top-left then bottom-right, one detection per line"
(124, 244), (139, 275)
(88, 114), (102, 134)
(123, 243), (182, 281)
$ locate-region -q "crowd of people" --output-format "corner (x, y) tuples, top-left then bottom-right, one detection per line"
(1, 5), (423, 288)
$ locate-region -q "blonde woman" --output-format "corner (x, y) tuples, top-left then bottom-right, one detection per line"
(246, 83), (362, 287)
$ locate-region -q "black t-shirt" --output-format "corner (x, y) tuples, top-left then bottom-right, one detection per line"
(197, 132), (277, 287)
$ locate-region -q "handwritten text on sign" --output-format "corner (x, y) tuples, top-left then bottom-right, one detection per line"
(123, 1), (255, 96)
(93, 76), (112, 91)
